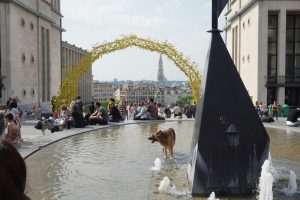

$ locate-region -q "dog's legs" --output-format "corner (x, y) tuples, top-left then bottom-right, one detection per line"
(169, 146), (174, 160)
(162, 147), (167, 159)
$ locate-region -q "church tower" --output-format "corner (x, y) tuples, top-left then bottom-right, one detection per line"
(157, 54), (165, 86)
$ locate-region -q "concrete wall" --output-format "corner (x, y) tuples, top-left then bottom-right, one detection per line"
(0, 0), (62, 109)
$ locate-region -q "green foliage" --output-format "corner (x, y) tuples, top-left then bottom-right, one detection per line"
(177, 96), (193, 108)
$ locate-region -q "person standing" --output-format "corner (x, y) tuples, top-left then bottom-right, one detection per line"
(255, 101), (261, 116)
(51, 96), (56, 113)
(184, 101), (193, 118)
(272, 101), (279, 121)
(118, 99), (127, 120)
(191, 101), (197, 118)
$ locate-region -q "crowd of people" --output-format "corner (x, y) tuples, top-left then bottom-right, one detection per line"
(255, 100), (300, 127)
(37, 97), (197, 134)
(255, 100), (278, 123)
(0, 96), (198, 147)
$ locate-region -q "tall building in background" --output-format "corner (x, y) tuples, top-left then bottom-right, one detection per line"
(118, 81), (164, 105)
(61, 41), (92, 104)
(93, 81), (117, 103)
(225, 0), (300, 107)
(0, 0), (63, 108)
(157, 54), (165, 86)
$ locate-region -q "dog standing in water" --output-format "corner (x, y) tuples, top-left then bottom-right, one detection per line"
(148, 128), (176, 159)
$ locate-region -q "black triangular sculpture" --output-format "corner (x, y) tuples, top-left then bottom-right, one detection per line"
(188, 31), (270, 196)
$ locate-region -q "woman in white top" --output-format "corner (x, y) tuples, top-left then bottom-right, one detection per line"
(173, 103), (182, 118)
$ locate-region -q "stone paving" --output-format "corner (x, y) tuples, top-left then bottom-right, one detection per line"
(18, 117), (299, 159)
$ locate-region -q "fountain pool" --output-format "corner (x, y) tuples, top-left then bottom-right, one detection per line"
(25, 121), (300, 200)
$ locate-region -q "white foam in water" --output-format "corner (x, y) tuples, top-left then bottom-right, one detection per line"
(158, 177), (190, 197)
(258, 159), (274, 200)
(268, 153), (279, 182)
(282, 170), (298, 196)
(207, 192), (219, 200)
(150, 158), (162, 171)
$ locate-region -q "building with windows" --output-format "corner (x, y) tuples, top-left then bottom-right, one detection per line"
(0, 0), (63, 108)
(117, 81), (165, 105)
(61, 41), (92, 104)
(225, 0), (300, 107)
(92, 81), (116, 103)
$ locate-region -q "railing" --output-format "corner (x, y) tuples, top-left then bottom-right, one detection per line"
(265, 76), (300, 87)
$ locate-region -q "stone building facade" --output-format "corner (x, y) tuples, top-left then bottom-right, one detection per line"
(117, 82), (164, 105)
(0, 0), (63, 108)
(92, 81), (116, 103)
(61, 41), (92, 104)
(225, 0), (300, 107)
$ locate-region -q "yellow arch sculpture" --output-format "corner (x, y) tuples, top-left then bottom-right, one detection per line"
(55, 34), (201, 109)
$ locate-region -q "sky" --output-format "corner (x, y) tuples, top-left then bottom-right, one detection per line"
(61, 0), (226, 81)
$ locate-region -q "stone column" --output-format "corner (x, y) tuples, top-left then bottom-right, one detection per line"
(277, 9), (286, 105)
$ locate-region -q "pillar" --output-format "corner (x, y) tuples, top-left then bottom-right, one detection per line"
(277, 9), (286, 105)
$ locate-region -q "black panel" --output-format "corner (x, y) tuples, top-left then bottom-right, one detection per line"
(189, 32), (270, 196)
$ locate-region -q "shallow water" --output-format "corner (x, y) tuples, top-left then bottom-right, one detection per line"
(25, 121), (300, 200)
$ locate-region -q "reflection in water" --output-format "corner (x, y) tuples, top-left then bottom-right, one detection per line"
(25, 122), (300, 200)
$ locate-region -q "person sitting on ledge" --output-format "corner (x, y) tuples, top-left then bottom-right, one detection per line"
(89, 102), (109, 125)
(0, 140), (31, 200)
(173, 103), (182, 118)
(147, 99), (165, 120)
(108, 98), (123, 122)
(260, 110), (274, 123)
(147, 98), (158, 120)
(134, 101), (148, 120)
(4, 113), (20, 146)
(70, 105), (86, 128)
(164, 105), (172, 118)
(286, 107), (300, 127)
(60, 105), (72, 129)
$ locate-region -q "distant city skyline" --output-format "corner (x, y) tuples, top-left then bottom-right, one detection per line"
(61, 0), (226, 81)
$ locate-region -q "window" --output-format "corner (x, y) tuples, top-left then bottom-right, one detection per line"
(268, 14), (278, 76)
(267, 88), (277, 106)
(30, 22), (34, 30)
(20, 18), (25, 27)
(22, 89), (26, 97)
(30, 55), (35, 64)
(21, 53), (26, 63)
(232, 26), (238, 66)
(286, 14), (300, 77)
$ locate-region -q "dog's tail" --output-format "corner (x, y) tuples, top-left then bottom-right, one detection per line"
(171, 128), (176, 140)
